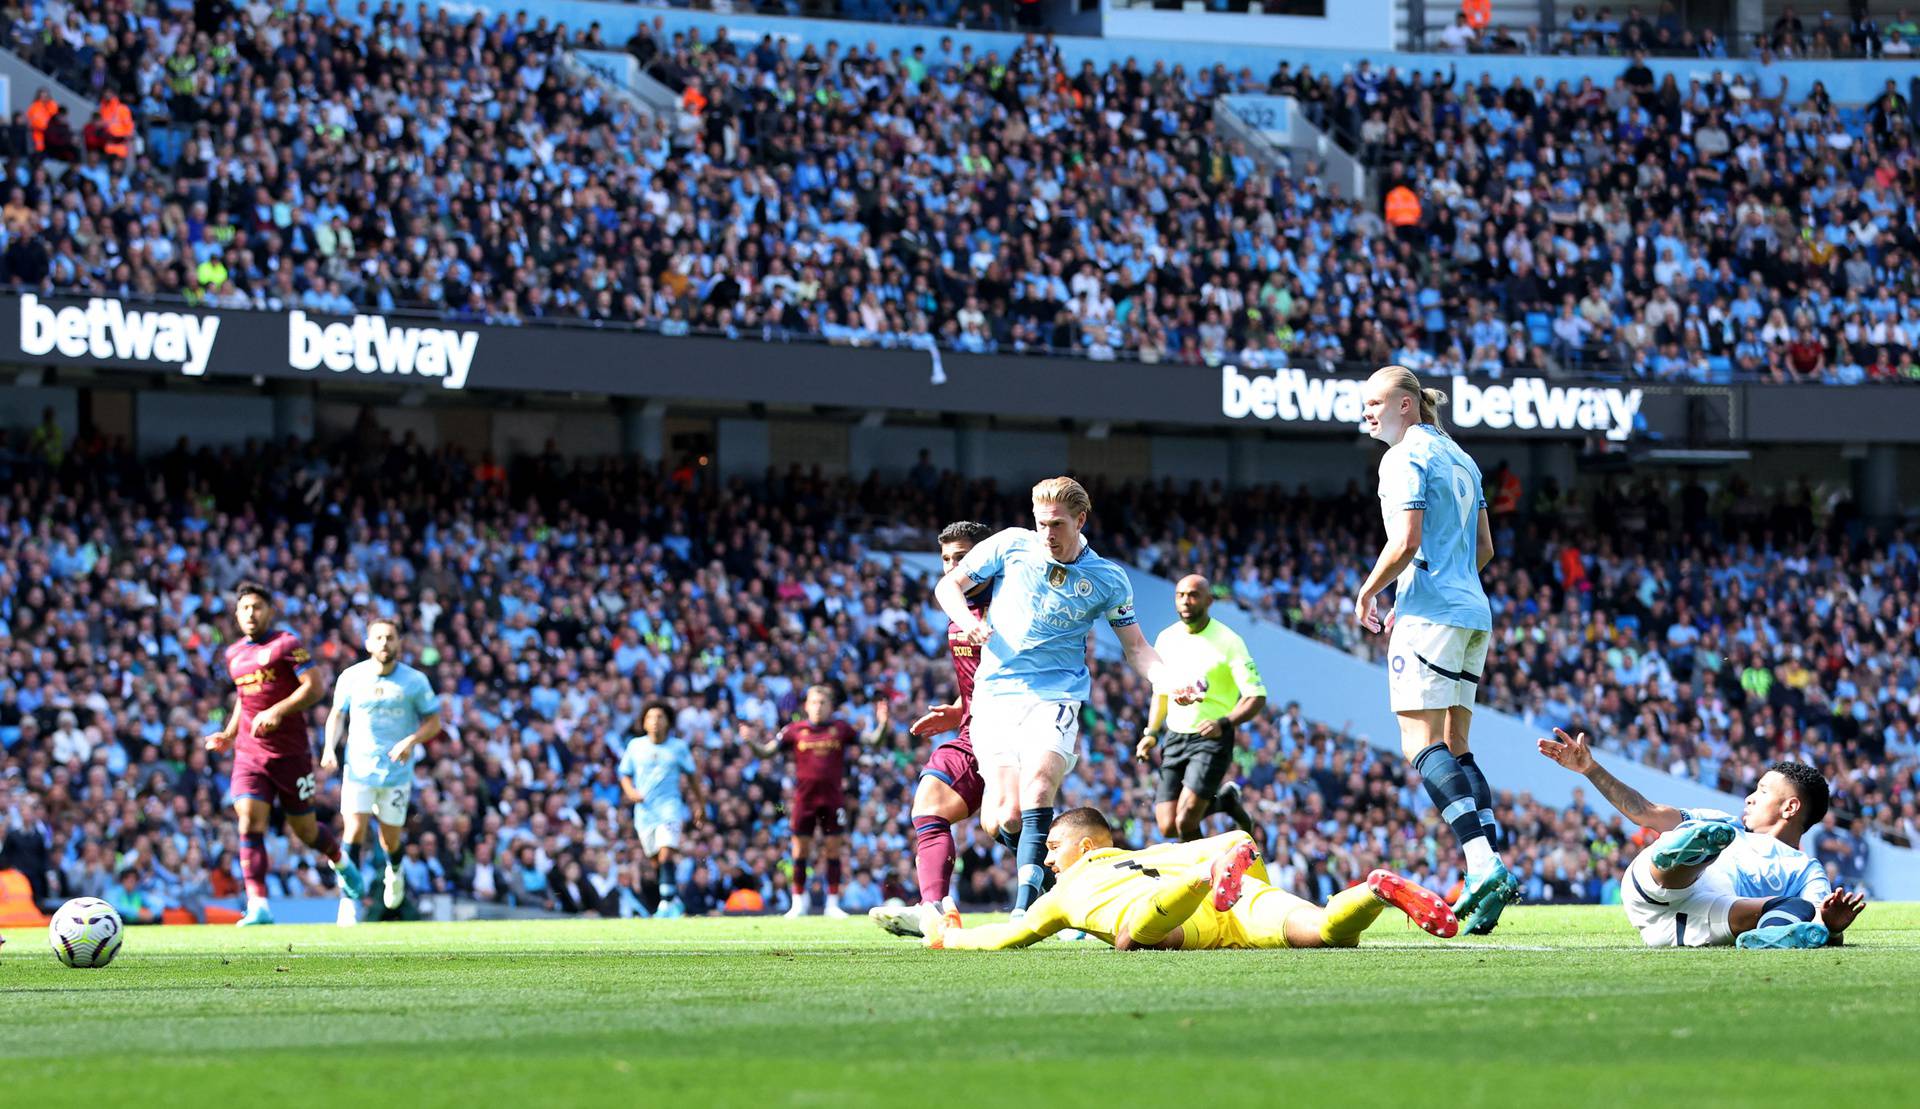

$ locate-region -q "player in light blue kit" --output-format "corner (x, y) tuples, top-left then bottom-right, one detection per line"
(935, 476), (1202, 918)
(322, 618), (441, 926)
(1354, 366), (1519, 934)
(618, 701), (707, 918)
(1538, 729), (1867, 948)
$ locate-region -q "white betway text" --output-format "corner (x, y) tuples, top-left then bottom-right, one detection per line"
(18, 294), (221, 376)
(1221, 367), (1643, 441)
(288, 312), (477, 389)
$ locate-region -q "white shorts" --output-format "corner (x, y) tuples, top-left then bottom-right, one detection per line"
(637, 818), (683, 856)
(1387, 616), (1490, 713)
(1621, 850), (1739, 947)
(341, 779), (410, 827)
(970, 692), (1081, 773)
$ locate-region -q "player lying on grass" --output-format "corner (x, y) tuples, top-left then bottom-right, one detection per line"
(1537, 728), (1866, 949)
(916, 807), (1458, 950)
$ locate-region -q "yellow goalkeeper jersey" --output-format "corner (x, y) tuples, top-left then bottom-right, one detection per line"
(943, 838), (1289, 951)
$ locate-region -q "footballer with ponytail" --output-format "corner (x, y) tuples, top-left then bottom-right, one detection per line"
(1356, 363), (1514, 934)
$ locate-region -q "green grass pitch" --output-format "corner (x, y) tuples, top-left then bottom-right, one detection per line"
(5, 905), (1918, 1107)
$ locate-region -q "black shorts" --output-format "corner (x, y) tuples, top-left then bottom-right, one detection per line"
(1154, 727), (1235, 805)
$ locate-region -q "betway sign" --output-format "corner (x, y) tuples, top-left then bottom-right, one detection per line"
(1220, 367), (1643, 441)
(288, 311), (476, 389)
(18, 294), (221, 376)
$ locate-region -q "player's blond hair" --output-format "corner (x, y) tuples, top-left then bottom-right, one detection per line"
(1371, 364), (1450, 433)
(1031, 476), (1092, 519)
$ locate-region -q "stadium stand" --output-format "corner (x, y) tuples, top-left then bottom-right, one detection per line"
(5, 2), (1920, 381)
(0, 428), (1901, 919)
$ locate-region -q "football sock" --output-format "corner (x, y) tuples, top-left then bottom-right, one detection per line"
(240, 833), (269, 900)
(1212, 784), (1254, 835)
(1462, 836), (1498, 876)
(994, 826), (1020, 852)
(1319, 883), (1387, 948)
(913, 816), (956, 905)
(1013, 807), (1053, 912)
(308, 820), (342, 865)
(825, 858), (843, 895)
(1757, 896), (1817, 927)
(1456, 752), (1503, 850)
(792, 858), (809, 897)
(1126, 870), (1211, 948)
(1413, 743), (1497, 870)
(660, 875), (677, 901)
(346, 838), (364, 870)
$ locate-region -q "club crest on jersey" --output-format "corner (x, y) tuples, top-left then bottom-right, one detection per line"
(1074, 578), (1093, 597)
(1047, 566), (1068, 589)
(256, 648), (273, 666)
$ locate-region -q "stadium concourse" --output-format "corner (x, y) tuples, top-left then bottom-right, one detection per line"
(7, 3), (1920, 381)
(0, 430), (1904, 924)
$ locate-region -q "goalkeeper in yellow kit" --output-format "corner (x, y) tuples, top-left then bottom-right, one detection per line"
(924, 807), (1459, 951)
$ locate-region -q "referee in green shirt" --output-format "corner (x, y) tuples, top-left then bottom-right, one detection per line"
(1134, 574), (1267, 841)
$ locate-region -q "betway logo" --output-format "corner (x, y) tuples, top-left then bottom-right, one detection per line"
(288, 312), (477, 389)
(1221, 367), (1643, 441)
(1453, 376), (1642, 441)
(18, 294), (220, 376)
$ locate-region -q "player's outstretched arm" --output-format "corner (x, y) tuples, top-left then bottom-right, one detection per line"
(910, 700), (964, 738)
(1355, 508), (1423, 633)
(861, 699), (892, 745)
(1116, 624), (1203, 705)
(1536, 728), (1684, 831)
(937, 896), (1068, 950)
(737, 722), (780, 758)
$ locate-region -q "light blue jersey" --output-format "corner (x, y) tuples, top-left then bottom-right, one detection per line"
(1681, 809), (1833, 902)
(958, 528), (1137, 703)
(332, 659), (437, 789)
(1378, 424), (1492, 631)
(619, 736), (698, 826)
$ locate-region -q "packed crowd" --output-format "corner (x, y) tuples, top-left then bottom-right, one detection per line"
(4, 3), (1920, 381)
(0, 426), (1898, 921)
(1434, 4), (1920, 61)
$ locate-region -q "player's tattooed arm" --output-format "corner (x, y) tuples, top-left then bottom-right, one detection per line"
(1536, 728), (1683, 831)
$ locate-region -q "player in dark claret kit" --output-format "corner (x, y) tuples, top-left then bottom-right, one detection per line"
(202, 583), (363, 926)
(743, 684), (888, 917)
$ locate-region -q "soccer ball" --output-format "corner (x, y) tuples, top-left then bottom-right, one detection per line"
(49, 897), (124, 968)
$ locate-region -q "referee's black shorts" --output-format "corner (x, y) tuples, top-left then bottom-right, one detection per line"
(1153, 726), (1235, 805)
